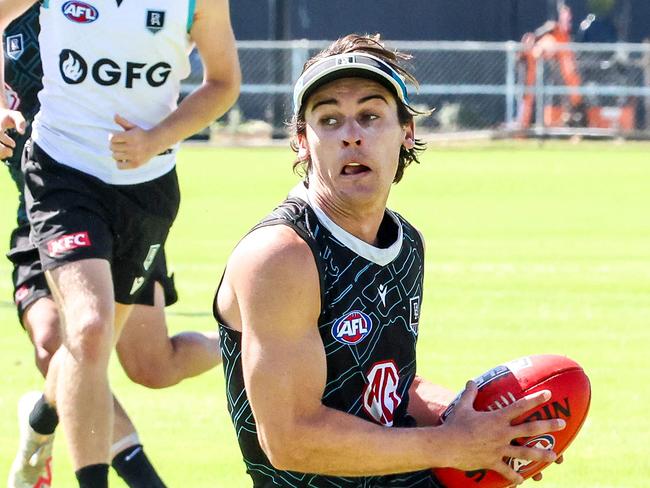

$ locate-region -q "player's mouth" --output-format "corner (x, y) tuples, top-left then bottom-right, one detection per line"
(341, 162), (371, 176)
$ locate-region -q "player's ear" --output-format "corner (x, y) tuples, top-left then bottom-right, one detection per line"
(297, 134), (310, 160)
(402, 120), (415, 150)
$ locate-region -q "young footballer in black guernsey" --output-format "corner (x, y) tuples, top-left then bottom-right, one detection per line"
(0, 0), (240, 487)
(213, 34), (565, 487)
(1, 5), (228, 488)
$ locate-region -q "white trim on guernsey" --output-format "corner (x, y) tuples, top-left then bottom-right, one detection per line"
(291, 183), (403, 266)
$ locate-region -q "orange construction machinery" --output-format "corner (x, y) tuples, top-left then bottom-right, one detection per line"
(518, 5), (636, 132)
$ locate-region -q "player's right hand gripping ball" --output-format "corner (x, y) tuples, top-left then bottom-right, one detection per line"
(433, 354), (591, 487)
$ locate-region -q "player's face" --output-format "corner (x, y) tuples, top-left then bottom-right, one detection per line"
(298, 77), (414, 212)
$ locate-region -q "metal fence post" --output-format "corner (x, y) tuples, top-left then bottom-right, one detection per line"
(505, 41), (516, 127)
(534, 57), (545, 135)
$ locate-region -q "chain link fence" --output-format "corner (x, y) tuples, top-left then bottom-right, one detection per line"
(185, 40), (650, 140)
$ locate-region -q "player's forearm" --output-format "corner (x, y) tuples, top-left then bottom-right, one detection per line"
(147, 75), (240, 153)
(258, 405), (451, 476)
(407, 375), (456, 427)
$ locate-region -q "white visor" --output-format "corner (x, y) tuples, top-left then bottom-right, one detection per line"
(292, 52), (410, 115)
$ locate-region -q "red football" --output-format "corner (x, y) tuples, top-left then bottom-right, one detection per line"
(433, 354), (591, 487)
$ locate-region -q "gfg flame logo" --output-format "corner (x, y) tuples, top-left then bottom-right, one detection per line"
(60, 49), (87, 84)
(62, 1), (99, 23)
(58, 49), (172, 88)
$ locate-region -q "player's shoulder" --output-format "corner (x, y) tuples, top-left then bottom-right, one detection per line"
(389, 208), (426, 250)
(230, 224), (315, 281)
(193, 0), (230, 17)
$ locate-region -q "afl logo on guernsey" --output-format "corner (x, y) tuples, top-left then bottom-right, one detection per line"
(62, 1), (99, 23)
(332, 310), (372, 345)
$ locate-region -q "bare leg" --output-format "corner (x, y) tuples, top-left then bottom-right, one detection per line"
(117, 282), (220, 389)
(42, 349), (140, 449)
(47, 259), (117, 469)
(30, 291), (147, 455)
(23, 296), (61, 376)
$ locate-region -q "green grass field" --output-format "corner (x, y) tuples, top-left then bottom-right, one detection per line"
(1, 141), (649, 487)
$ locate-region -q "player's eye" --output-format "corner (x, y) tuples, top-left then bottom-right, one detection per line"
(359, 113), (379, 124)
(320, 116), (338, 126)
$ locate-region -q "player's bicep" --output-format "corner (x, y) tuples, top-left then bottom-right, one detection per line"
(0, 0), (35, 30)
(190, 0), (240, 86)
(232, 227), (325, 443)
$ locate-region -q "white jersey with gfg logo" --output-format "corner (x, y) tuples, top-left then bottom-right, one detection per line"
(33, 0), (194, 184)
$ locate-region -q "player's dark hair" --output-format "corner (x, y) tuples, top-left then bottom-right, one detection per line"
(289, 34), (427, 184)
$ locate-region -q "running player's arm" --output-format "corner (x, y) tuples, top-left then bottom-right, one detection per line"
(224, 225), (562, 482)
(0, 0), (34, 39)
(0, 0), (33, 158)
(110, 0), (240, 166)
(148, 0), (240, 146)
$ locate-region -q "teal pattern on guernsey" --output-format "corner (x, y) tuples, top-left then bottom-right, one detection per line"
(3, 3), (42, 223)
(215, 196), (443, 488)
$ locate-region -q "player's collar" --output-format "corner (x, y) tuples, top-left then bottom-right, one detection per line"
(293, 185), (403, 266)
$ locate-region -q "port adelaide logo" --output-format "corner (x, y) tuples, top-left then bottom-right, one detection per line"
(331, 310), (373, 345)
(6, 34), (24, 60)
(146, 10), (166, 34)
(62, 1), (99, 23)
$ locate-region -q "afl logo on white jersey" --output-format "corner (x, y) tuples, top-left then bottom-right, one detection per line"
(331, 310), (372, 345)
(62, 1), (99, 23)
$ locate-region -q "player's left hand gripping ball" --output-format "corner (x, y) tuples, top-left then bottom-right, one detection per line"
(433, 354), (591, 487)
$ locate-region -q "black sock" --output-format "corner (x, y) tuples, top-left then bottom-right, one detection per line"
(29, 394), (59, 435)
(112, 444), (167, 488)
(75, 463), (109, 488)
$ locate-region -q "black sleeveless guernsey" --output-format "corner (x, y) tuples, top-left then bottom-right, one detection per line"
(214, 196), (441, 488)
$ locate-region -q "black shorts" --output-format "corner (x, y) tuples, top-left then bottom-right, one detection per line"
(22, 141), (180, 306)
(7, 219), (179, 325)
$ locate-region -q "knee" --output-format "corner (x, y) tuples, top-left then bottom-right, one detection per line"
(23, 300), (62, 376)
(66, 314), (113, 364)
(34, 330), (61, 376)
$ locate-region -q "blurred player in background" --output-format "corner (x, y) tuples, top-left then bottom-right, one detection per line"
(0, 0), (240, 486)
(213, 34), (564, 487)
(517, 3), (587, 129)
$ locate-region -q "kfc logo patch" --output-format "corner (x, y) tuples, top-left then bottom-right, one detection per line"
(363, 360), (402, 426)
(331, 310), (372, 345)
(47, 232), (91, 256)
